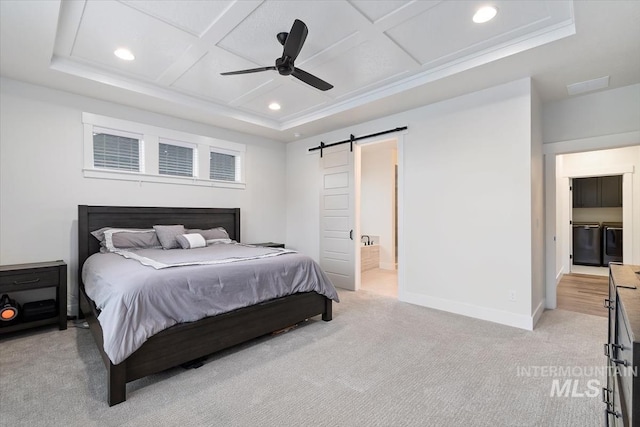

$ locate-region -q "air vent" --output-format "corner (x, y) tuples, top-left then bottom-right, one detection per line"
(567, 76), (610, 95)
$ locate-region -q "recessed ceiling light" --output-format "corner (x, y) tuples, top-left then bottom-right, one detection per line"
(268, 102), (281, 111)
(294, 133), (302, 138)
(473, 6), (497, 24)
(114, 48), (135, 61)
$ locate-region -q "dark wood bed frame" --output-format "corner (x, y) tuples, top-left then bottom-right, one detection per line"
(78, 205), (332, 406)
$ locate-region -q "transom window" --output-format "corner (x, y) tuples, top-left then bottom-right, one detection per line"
(159, 141), (195, 177)
(83, 113), (245, 189)
(92, 128), (142, 172)
(210, 150), (237, 182)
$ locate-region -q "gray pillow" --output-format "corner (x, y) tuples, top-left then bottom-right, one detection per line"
(106, 229), (161, 252)
(186, 227), (229, 240)
(153, 225), (186, 249)
(91, 227), (161, 252)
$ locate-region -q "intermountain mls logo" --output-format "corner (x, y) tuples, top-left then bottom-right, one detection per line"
(516, 365), (638, 397)
(549, 379), (600, 398)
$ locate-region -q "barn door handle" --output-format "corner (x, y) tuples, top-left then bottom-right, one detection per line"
(349, 230), (353, 240)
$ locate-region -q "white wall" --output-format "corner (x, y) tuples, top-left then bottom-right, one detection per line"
(531, 83), (545, 321)
(287, 78), (540, 330)
(360, 142), (396, 270)
(572, 207), (622, 223)
(543, 84), (640, 143)
(0, 78), (287, 315)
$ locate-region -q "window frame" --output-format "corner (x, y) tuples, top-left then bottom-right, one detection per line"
(82, 113), (246, 189)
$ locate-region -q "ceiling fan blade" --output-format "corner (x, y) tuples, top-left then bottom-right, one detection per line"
(220, 66), (276, 76)
(292, 67), (333, 91)
(283, 19), (308, 61)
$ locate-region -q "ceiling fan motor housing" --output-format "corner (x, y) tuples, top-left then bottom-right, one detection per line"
(276, 56), (294, 75)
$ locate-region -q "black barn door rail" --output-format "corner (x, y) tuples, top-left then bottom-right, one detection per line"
(308, 126), (408, 157)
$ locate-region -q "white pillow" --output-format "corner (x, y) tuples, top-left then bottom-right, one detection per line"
(176, 233), (207, 249)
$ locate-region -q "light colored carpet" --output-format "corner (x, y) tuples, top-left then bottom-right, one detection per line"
(0, 290), (606, 427)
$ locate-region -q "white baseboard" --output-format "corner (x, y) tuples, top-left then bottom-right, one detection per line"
(400, 291), (537, 331)
(531, 298), (546, 329)
(556, 270), (563, 284)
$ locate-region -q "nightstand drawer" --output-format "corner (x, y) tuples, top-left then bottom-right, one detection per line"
(0, 268), (59, 291)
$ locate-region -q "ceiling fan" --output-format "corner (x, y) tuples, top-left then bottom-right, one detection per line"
(220, 19), (333, 91)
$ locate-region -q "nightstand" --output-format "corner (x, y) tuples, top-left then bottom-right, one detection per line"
(0, 260), (67, 334)
(249, 242), (285, 248)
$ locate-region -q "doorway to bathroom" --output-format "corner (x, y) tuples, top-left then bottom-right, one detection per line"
(357, 138), (398, 298)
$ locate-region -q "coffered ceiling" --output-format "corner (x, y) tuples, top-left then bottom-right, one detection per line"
(1, 1), (639, 141)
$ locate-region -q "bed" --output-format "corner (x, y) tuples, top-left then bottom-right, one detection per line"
(77, 205), (336, 406)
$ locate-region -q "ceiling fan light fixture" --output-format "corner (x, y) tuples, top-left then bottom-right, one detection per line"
(114, 48), (135, 61)
(269, 102), (281, 111)
(473, 6), (497, 24)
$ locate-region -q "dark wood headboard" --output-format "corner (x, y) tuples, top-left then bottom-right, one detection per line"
(77, 205), (240, 295)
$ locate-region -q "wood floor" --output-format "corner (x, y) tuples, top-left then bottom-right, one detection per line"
(360, 270), (608, 316)
(557, 273), (609, 317)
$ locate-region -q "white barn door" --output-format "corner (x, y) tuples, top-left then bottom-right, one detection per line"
(319, 144), (355, 290)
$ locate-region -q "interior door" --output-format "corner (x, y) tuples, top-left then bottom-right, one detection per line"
(319, 143), (355, 290)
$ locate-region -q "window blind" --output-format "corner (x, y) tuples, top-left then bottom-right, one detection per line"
(210, 151), (236, 181)
(159, 143), (193, 177)
(93, 133), (140, 171)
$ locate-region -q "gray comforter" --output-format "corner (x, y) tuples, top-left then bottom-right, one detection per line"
(82, 244), (339, 365)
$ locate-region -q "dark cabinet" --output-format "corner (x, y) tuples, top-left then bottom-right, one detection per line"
(601, 176), (623, 207)
(573, 175), (622, 208)
(604, 264), (640, 427)
(0, 261), (67, 334)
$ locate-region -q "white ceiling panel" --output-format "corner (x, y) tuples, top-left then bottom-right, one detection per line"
(171, 47), (275, 103)
(309, 36), (419, 98)
(349, 0), (412, 23)
(386, 0), (569, 66)
(119, 0), (234, 37)
(72, 1), (197, 80)
(217, 1), (360, 66)
(238, 80), (332, 119)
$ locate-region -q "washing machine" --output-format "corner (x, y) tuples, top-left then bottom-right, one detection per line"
(572, 222), (601, 266)
(602, 222), (623, 266)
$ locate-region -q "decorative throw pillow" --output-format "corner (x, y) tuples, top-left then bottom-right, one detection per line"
(176, 233), (207, 249)
(153, 225), (186, 249)
(186, 227), (230, 241)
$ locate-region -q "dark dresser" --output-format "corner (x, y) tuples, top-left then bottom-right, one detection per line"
(604, 263), (640, 426)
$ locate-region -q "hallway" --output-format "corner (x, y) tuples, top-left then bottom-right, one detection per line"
(556, 273), (608, 317)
